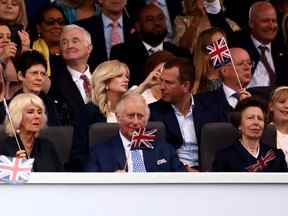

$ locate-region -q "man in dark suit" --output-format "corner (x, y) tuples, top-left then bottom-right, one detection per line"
(49, 24), (93, 125)
(210, 1), (288, 87)
(86, 92), (185, 172)
(110, 3), (191, 86)
(149, 57), (203, 171)
(75, 0), (134, 71)
(194, 47), (271, 123)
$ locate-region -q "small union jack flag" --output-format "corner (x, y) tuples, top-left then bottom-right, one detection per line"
(245, 149), (276, 172)
(131, 128), (157, 150)
(0, 155), (34, 184)
(206, 37), (232, 69)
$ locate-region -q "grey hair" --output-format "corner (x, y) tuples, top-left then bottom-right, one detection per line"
(61, 24), (92, 45)
(115, 92), (150, 123)
(248, 1), (273, 24)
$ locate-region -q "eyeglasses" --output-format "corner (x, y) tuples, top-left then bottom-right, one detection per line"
(43, 18), (65, 26)
(235, 60), (253, 67)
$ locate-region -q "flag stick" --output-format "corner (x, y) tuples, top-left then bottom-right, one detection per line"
(223, 38), (243, 91)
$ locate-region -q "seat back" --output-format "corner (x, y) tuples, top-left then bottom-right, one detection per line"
(39, 126), (74, 165)
(200, 122), (276, 171)
(0, 126), (73, 165)
(89, 122), (166, 147)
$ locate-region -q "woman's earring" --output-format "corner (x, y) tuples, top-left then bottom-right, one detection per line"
(105, 86), (109, 91)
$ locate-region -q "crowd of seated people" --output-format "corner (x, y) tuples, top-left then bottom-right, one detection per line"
(0, 0), (288, 173)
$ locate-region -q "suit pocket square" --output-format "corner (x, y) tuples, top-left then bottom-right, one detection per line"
(157, 158), (168, 165)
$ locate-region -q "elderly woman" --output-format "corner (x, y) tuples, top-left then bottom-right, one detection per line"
(0, 50), (61, 125)
(212, 97), (287, 172)
(269, 86), (288, 165)
(0, 93), (62, 171)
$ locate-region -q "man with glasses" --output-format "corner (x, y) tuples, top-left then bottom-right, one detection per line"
(194, 47), (271, 123)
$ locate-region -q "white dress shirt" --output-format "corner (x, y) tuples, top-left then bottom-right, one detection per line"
(203, 0), (222, 14)
(67, 65), (91, 104)
(222, 84), (238, 108)
(142, 41), (164, 55)
(247, 36), (275, 88)
(172, 96), (199, 167)
(102, 14), (124, 58)
(119, 131), (145, 172)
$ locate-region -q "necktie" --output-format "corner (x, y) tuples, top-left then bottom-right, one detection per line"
(111, 21), (121, 47)
(80, 74), (91, 99)
(232, 92), (240, 101)
(148, 47), (157, 55)
(131, 150), (146, 172)
(258, 45), (276, 86)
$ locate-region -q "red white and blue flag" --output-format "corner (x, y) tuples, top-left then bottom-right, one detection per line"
(206, 37), (232, 69)
(0, 155), (34, 184)
(131, 128), (157, 150)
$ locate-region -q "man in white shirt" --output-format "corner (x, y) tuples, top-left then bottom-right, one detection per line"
(86, 92), (185, 172)
(149, 57), (200, 171)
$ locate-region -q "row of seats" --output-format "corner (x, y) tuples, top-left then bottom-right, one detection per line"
(0, 122), (276, 171)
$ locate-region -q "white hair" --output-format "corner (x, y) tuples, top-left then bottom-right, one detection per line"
(61, 24), (92, 45)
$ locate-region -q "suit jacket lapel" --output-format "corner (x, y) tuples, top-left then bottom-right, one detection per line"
(98, 15), (109, 59)
(61, 67), (85, 105)
(163, 104), (183, 145)
(111, 135), (127, 170)
(142, 146), (158, 171)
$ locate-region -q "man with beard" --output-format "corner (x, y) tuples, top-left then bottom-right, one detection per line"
(110, 3), (191, 86)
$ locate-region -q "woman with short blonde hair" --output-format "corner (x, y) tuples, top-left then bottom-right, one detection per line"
(4, 93), (47, 136)
(1, 93), (62, 171)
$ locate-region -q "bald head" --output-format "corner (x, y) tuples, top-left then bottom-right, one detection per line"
(249, 1), (278, 44)
(221, 48), (252, 90)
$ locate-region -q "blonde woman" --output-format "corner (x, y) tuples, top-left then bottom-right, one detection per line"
(0, 93), (62, 171)
(0, 0), (28, 28)
(270, 86), (288, 165)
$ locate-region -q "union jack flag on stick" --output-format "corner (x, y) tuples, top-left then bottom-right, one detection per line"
(131, 128), (157, 150)
(206, 37), (243, 90)
(0, 155), (34, 184)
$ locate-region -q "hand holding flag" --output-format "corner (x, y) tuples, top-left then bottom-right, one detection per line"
(206, 37), (243, 90)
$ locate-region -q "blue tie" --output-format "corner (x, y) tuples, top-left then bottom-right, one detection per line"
(131, 150), (146, 172)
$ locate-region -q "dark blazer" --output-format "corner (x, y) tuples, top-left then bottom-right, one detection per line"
(86, 133), (186, 172)
(74, 13), (135, 71)
(68, 103), (106, 171)
(125, 0), (184, 25)
(212, 141), (287, 172)
(149, 99), (205, 149)
(193, 86), (272, 123)
(110, 36), (191, 86)
(231, 31), (288, 86)
(48, 64), (87, 125)
(208, 11), (288, 86)
(0, 91), (61, 126)
(0, 136), (63, 172)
